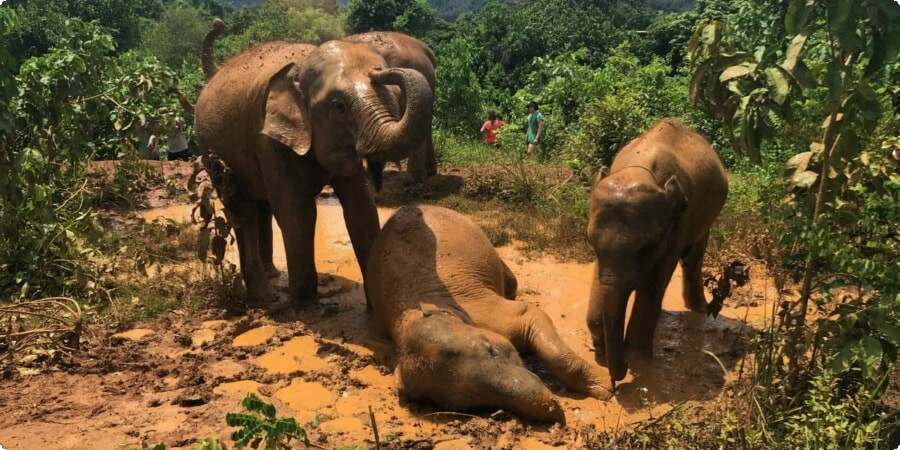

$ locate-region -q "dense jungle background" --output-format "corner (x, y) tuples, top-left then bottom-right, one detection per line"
(0, 0), (898, 449)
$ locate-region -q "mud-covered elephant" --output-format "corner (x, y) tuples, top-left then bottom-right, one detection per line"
(367, 205), (612, 423)
(194, 20), (433, 305)
(587, 118), (728, 383)
(344, 31), (438, 181)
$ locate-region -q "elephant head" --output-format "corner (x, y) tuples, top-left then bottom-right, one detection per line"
(261, 41), (433, 178)
(396, 313), (565, 423)
(586, 173), (686, 381)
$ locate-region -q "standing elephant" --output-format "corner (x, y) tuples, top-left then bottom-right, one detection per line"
(367, 205), (612, 423)
(586, 118), (728, 383)
(194, 20), (433, 306)
(344, 31), (438, 181)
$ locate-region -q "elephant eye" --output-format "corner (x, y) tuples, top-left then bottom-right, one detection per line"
(331, 99), (346, 112)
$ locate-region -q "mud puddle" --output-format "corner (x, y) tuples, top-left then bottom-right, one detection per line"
(0, 202), (775, 449)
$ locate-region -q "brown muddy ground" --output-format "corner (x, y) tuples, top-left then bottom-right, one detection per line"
(0, 166), (777, 450)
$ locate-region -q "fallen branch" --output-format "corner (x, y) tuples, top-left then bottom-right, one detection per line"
(0, 297), (84, 365)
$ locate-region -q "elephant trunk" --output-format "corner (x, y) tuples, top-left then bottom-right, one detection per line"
(485, 365), (566, 423)
(588, 270), (630, 382)
(166, 87), (195, 115)
(356, 68), (433, 162)
(201, 19), (225, 80)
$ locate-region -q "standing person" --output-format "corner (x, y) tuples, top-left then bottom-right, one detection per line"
(480, 110), (505, 147)
(525, 101), (544, 157)
(167, 116), (191, 161)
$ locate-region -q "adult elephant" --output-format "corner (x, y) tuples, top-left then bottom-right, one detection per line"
(194, 20), (433, 306)
(344, 32), (438, 180)
(586, 118), (728, 383)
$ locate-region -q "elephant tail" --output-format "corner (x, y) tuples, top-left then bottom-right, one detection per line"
(166, 87), (195, 115)
(201, 18), (225, 80)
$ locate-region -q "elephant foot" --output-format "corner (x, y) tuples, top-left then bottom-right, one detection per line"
(264, 263), (280, 279)
(684, 297), (709, 314)
(588, 382), (616, 401)
(289, 286), (319, 310)
(246, 283), (278, 304)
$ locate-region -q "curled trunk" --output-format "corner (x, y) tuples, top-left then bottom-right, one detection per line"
(201, 19), (225, 80)
(355, 68), (433, 162)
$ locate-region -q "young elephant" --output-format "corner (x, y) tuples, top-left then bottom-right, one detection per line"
(587, 118), (728, 383)
(367, 205), (612, 423)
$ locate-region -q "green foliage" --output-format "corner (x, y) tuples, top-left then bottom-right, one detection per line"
(140, 1), (212, 69)
(434, 36), (483, 138)
(344, 0), (437, 37)
(226, 393), (310, 449)
(216, 0), (343, 59)
(512, 43), (689, 168)
(126, 437), (224, 450)
(4, 0), (161, 64)
(0, 18), (182, 301)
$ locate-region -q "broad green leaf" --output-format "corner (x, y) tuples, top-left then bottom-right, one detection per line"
(765, 67), (791, 104)
(826, 0), (853, 32)
(793, 170), (818, 188)
(861, 336), (884, 374)
(786, 151), (813, 173)
(781, 32), (809, 73)
(877, 322), (900, 343)
(720, 63), (754, 81)
(702, 21), (720, 46)
(830, 344), (853, 372)
(864, 32), (887, 77)
(786, 0), (816, 34)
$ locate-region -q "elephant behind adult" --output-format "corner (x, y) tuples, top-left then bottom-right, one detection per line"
(586, 118), (728, 383)
(367, 205), (612, 423)
(344, 31), (438, 179)
(194, 22), (433, 306)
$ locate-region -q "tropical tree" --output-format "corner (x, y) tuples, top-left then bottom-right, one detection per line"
(344, 0), (437, 37)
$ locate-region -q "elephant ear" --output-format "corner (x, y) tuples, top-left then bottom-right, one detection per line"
(663, 176), (688, 229)
(261, 63), (311, 156)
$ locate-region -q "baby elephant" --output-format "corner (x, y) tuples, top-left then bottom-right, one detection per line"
(367, 205), (612, 423)
(587, 118), (728, 383)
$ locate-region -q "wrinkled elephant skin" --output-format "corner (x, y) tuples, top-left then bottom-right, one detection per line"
(587, 118), (728, 382)
(367, 205), (613, 423)
(344, 31), (438, 180)
(194, 22), (433, 306)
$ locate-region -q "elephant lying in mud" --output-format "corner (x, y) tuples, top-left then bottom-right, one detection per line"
(587, 118), (728, 383)
(367, 205), (612, 423)
(194, 20), (434, 306)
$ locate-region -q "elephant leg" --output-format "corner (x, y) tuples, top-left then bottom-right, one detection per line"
(501, 260), (517, 300)
(407, 141), (428, 182)
(681, 232), (710, 313)
(425, 129), (437, 176)
(258, 201), (279, 278)
(258, 148), (319, 306)
(625, 268), (674, 357)
(492, 299), (613, 399)
(331, 175), (380, 310)
(271, 196), (318, 306)
(586, 264), (607, 360)
(226, 198), (276, 301)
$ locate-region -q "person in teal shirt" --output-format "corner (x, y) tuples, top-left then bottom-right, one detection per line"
(525, 101), (545, 157)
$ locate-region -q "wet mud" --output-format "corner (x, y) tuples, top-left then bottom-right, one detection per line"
(0, 200), (776, 449)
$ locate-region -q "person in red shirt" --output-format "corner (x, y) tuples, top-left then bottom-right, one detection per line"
(480, 110), (505, 147)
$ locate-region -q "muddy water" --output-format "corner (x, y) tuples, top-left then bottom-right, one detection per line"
(133, 202), (775, 447)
